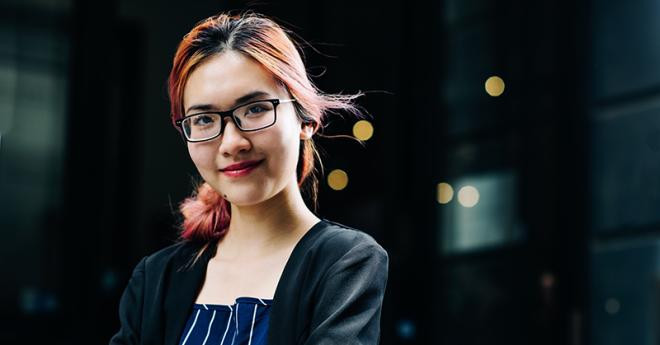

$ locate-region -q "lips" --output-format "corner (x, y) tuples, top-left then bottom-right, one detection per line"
(219, 159), (264, 177)
(220, 159), (264, 171)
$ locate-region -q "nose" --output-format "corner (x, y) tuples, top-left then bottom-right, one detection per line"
(219, 117), (251, 157)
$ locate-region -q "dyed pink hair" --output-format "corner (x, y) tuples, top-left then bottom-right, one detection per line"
(168, 11), (362, 243)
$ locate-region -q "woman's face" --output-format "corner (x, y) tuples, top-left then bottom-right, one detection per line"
(183, 50), (312, 206)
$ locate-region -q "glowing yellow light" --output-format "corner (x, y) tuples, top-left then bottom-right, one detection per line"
(353, 120), (374, 141)
(436, 182), (454, 204)
(327, 169), (348, 191)
(457, 185), (479, 207)
(485, 76), (505, 97)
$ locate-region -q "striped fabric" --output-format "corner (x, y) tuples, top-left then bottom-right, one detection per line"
(178, 297), (272, 345)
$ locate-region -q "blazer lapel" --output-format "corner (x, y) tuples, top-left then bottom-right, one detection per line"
(162, 240), (217, 345)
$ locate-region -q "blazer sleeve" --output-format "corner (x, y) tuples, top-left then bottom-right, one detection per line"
(304, 242), (389, 345)
(109, 256), (147, 345)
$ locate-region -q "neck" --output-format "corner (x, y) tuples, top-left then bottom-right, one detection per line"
(220, 179), (320, 258)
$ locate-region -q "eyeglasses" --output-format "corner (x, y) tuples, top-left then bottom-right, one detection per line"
(175, 98), (296, 142)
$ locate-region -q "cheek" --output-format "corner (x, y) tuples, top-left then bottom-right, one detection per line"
(274, 123), (301, 157)
(280, 131), (303, 173)
(187, 144), (216, 170)
(258, 128), (299, 171)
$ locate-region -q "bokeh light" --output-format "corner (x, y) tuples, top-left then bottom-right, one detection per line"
(457, 185), (480, 207)
(605, 298), (621, 315)
(353, 120), (374, 141)
(327, 169), (349, 191)
(485, 76), (505, 96)
(437, 182), (454, 204)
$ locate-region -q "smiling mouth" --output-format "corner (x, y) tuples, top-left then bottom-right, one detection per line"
(220, 159), (264, 177)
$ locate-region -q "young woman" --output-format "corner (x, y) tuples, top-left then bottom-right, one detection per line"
(109, 11), (388, 345)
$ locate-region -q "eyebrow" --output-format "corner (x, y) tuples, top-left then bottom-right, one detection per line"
(185, 90), (272, 114)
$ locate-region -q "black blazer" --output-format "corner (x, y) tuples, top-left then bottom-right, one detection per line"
(109, 219), (389, 345)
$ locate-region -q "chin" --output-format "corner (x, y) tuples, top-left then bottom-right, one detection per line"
(226, 195), (264, 206)
(221, 184), (272, 206)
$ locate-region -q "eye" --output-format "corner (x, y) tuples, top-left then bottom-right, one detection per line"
(246, 105), (267, 115)
(241, 101), (274, 117)
(192, 114), (217, 126)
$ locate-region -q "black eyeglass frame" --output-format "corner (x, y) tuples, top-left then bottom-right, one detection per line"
(174, 98), (296, 143)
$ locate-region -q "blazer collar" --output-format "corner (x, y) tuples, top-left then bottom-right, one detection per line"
(163, 239), (218, 345)
(160, 219), (329, 345)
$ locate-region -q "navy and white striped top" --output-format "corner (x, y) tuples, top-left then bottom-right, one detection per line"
(178, 297), (273, 345)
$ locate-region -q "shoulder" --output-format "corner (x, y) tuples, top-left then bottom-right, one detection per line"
(313, 219), (389, 262)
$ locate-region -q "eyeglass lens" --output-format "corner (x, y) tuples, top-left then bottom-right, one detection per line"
(181, 100), (276, 141)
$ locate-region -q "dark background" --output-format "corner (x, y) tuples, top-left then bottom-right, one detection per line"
(1, 0), (659, 344)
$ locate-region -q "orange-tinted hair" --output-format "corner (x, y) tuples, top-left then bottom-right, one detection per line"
(168, 11), (361, 243)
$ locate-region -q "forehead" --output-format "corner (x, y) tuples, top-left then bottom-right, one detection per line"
(183, 50), (283, 111)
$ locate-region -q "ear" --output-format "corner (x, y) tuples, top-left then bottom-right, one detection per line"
(299, 122), (315, 140)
